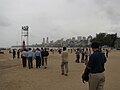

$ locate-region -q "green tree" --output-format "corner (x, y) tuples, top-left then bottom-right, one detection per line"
(91, 33), (106, 46)
(91, 33), (117, 47)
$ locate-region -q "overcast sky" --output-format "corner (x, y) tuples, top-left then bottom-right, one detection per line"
(0, 0), (120, 47)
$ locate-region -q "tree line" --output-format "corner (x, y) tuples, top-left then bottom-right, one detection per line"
(91, 33), (117, 47)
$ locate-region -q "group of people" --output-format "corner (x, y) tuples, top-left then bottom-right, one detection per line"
(11, 42), (107, 90)
(60, 43), (107, 90)
(12, 49), (20, 59)
(61, 42), (107, 90)
(21, 48), (49, 69)
(82, 42), (107, 90)
(75, 47), (109, 65)
(75, 48), (92, 65)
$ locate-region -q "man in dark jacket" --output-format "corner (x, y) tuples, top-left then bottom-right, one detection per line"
(82, 42), (107, 90)
(43, 48), (49, 69)
(41, 48), (44, 66)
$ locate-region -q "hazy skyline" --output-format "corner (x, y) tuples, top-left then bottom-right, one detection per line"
(0, 0), (120, 47)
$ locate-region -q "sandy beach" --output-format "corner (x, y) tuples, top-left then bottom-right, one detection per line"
(0, 50), (120, 90)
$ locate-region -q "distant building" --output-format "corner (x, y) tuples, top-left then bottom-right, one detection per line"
(66, 39), (71, 43)
(43, 38), (45, 44)
(50, 40), (53, 44)
(46, 37), (49, 44)
(83, 37), (86, 40)
(72, 37), (75, 41)
(77, 36), (82, 41)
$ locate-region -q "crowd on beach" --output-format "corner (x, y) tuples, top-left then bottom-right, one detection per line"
(74, 47), (109, 65)
(11, 47), (109, 69)
(12, 48), (49, 69)
(10, 44), (109, 90)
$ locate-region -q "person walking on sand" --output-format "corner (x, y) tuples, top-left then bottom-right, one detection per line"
(75, 48), (80, 63)
(84, 48), (89, 65)
(21, 49), (27, 67)
(17, 49), (20, 59)
(43, 48), (49, 69)
(12, 49), (16, 59)
(41, 48), (44, 66)
(27, 48), (33, 69)
(34, 48), (42, 68)
(61, 47), (69, 76)
(81, 48), (85, 63)
(106, 49), (109, 58)
(82, 42), (107, 90)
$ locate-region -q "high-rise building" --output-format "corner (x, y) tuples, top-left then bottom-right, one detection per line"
(46, 37), (49, 44)
(72, 37), (75, 41)
(43, 38), (45, 44)
(77, 36), (82, 41)
(83, 37), (86, 40)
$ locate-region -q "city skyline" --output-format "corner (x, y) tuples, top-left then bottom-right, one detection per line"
(11, 35), (93, 49)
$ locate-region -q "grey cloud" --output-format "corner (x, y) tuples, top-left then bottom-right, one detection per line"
(65, 0), (80, 3)
(0, 15), (11, 27)
(105, 8), (120, 24)
(110, 26), (120, 36)
(94, 0), (120, 24)
(1, 0), (120, 47)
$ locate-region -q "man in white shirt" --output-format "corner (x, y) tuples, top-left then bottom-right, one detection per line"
(61, 47), (68, 76)
(21, 49), (27, 67)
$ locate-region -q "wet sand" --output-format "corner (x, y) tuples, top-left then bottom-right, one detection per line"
(0, 50), (120, 90)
